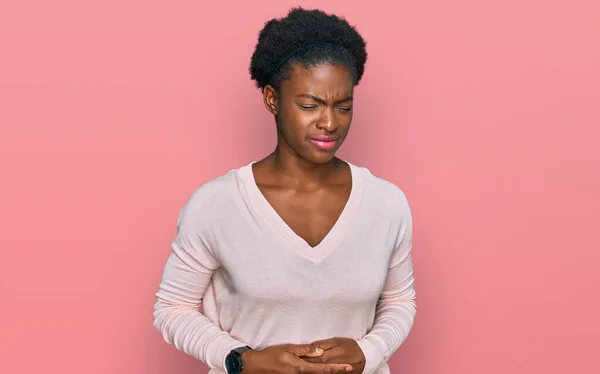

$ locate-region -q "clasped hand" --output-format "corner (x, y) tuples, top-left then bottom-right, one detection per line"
(242, 337), (366, 374)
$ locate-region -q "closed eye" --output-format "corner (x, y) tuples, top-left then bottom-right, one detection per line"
(298, 104), (317, 110)
(338, 107), (352, 112)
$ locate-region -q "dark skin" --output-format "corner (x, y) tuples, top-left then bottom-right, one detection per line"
(241, 63), (366, 373)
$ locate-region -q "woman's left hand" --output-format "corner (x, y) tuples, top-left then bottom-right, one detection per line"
(302, 337), (366, 373)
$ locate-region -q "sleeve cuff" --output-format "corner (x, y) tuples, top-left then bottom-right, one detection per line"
(204, 332), (247, 371)
(355, 336), (386, 374)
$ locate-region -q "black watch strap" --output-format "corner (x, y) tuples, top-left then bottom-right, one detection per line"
(234, 346), (251, 354)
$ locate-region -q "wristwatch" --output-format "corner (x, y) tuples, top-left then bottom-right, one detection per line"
(225, 345), (252, 374)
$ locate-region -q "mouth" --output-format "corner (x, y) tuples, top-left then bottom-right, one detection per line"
(309, 135), (338, 150)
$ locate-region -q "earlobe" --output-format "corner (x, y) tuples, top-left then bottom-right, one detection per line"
(263, 85), (278, 115)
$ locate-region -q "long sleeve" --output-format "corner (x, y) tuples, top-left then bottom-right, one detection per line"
(355, 200), (416, 374)
(153, 199), (247, 371)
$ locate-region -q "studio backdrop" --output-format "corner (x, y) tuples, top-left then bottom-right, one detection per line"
(1, 1), (599, 373)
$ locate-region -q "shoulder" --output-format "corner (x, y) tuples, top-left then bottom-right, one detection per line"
(353, 164), (413, 253)
(353, 163), (411, 218)
(177, 167), (241, 224)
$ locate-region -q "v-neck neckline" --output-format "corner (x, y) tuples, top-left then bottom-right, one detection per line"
(238, 160), (364, 263)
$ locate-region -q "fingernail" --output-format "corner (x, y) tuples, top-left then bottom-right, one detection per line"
(315, 348), (324, 354)
(346, 367), (353, 372)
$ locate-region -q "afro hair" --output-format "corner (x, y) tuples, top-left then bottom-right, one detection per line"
(249, 7), (368, 90)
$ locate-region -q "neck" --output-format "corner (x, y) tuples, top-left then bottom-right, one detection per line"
(266, 143), (343, 187)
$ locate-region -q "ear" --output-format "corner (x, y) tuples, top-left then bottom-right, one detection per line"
(263, 84), (278, 115)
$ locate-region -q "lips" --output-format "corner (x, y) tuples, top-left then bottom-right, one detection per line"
(310, 135), (337, 141)
(309, 135), (338, 150)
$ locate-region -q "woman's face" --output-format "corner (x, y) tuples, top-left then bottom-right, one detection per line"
(264, 63), (355, 164)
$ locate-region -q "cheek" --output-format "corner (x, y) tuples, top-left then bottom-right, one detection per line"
(338, 113), (353, 132)
(342, 112), (353, 126)
(281, 109), (317, 134)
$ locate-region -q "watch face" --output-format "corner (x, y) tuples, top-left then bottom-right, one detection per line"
(225, 353), (242, 374)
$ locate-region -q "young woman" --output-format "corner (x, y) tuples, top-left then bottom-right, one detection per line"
(153, 7), (416, 374)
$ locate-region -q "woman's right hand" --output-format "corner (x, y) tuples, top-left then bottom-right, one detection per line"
(241, 344), (354, 373)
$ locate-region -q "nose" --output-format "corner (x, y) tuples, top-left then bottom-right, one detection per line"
(315, 107), (339, 132)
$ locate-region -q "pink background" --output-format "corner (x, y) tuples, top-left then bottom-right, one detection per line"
(1, 0), (599, 373)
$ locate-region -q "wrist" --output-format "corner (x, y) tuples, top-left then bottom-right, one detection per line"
(240, 350), (254, 373)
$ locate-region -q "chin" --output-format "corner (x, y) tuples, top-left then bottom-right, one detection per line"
(303, 150), (337, 164)
(289, 141), (341, 164)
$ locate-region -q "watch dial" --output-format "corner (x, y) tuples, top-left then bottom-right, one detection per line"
(226, 354), (241, 374)
(232, 359), (241, 372)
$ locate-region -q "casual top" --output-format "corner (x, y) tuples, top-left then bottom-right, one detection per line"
(153, 161), (416, 374)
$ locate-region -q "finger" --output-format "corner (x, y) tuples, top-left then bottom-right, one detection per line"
(303, 356), (326, 364)
(298, 362), (353, 373)
(311, 338), (340, 351)
(286, 344), (325, 357)
(303, 347), (345, 364)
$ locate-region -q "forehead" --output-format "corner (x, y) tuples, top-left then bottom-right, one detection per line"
(281, 63), (354, 97)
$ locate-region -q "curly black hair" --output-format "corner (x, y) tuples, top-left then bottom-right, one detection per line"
(249, 7), (368, 91)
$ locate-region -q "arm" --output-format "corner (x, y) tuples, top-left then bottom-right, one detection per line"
(355, 201), (416, 374)
(153, 201), (247, 371)
(155, 196), (359, 374)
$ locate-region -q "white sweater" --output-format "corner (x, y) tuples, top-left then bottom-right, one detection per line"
(153, 161), (416, 373)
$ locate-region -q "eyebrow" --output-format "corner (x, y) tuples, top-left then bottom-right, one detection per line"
(296, 94), (353, 105)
